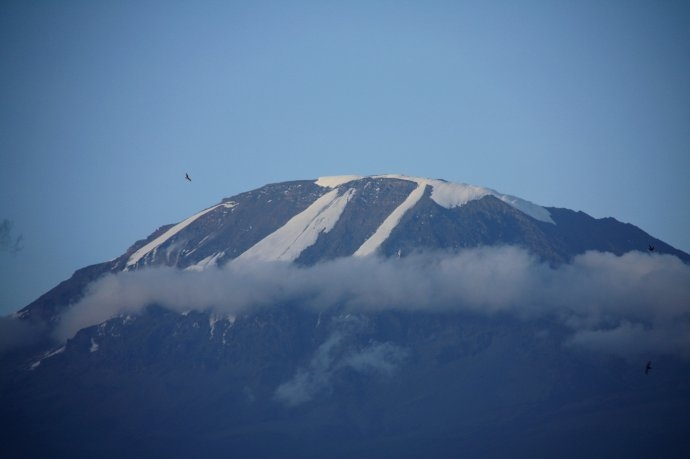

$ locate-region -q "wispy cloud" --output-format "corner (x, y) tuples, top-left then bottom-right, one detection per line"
(343, 341), (408, 376)
(274, 317), (408, 407)
(274, 331), (346, 407)
(56, 248), (690, 360)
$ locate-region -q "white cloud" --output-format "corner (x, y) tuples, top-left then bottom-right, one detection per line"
(55, 248), (690, 360)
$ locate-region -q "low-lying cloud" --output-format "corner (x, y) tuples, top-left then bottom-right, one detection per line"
(56, 247), (690, 360)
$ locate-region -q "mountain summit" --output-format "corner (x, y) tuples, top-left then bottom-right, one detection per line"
(4, 175), (690, 458)
(17, 174), (688, 325)
(125, 174), (554, 270)
(116, 173), (686, 270)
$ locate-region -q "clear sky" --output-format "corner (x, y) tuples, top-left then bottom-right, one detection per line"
(1, 0), (689, 315)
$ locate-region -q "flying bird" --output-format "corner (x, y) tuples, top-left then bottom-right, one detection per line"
(645, 361), (652, 375)
(648, 244), (655, 252)
(185, 173), (192, 182)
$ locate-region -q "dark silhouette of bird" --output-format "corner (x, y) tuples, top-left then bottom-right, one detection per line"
(648, 244), (655, 252)
(185, 173), (192, 182)
(645, 361), (652, 375)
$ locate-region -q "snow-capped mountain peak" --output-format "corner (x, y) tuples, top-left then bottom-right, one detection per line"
(315, 175), (554, 224)
(9, 174), (690, 459)
(98, 173), (686, 277)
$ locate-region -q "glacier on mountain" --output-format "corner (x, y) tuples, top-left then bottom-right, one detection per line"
(317, 175), (555, 224)
(236, 188), (356, 262)
(354, 182), (427, 257)
(126, 201), (237, 269)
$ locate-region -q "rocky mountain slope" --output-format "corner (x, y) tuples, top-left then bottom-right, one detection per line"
(3, 175), (689, 458)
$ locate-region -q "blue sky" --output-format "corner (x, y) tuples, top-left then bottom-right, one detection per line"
(1, 0), (689, 315)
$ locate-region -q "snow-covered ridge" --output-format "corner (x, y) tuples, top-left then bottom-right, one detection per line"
(126, 201), (237, 269)
(236, 188), (356, 262)
(316, 175), (554, 224)
(354, 182), (426, 257)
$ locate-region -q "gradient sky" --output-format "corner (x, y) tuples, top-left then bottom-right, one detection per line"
(1, 0), (689, 315)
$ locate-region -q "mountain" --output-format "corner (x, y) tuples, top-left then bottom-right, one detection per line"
(3, 175), (690, 458)
(16, 175), (688, 325)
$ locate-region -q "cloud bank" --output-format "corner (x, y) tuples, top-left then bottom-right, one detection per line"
(56, 247), (690, 359)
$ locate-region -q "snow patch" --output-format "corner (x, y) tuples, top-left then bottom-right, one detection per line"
(221, 316), (236, 345)
(209, 314), (236, 339)
(427, 179), (495, 208)
(30, 346), (66, 370)
(354, 182), (426, 256)
(236, 188), (356, 262)
(187, 251), (225, 271)
(278, 175), (554, 260)
(209, 315), (220, 339)
(90, 339), (99, 353)
(329, 175), (555, 224)
(374, 175), (554, 224)
(221, 201), (238, 209)
(122, 315), (136, 325)
(492, 194), (555, 225)
(320, 175), (553, 223)
(315, 175), (363, 188)
(125, 201), (237, 269)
